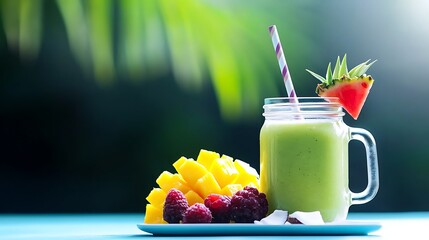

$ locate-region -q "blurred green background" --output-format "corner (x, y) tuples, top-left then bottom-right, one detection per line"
(1, 0), (428, 213)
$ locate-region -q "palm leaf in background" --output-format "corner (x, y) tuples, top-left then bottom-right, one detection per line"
(0, 0), (316, 120)
(1, 0), (43, 59)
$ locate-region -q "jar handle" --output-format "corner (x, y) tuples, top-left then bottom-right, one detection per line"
(349, 127), (379, 205)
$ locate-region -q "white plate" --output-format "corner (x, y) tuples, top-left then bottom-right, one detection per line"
(137, 221), (381, 236)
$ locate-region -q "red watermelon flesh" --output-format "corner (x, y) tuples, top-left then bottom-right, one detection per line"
(318, 76), (373, 120)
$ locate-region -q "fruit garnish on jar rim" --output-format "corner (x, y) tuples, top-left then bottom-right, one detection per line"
(306, 54), (376, 120)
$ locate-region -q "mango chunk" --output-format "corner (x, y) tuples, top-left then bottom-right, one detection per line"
(185, 190), (204, 206)
(210, 156), (239, 188)
(144, 204), (167, 224)
(234, 159), (259, 177)
(196, 149), (220, 169)
(233, 160), (260, 188)
(194, 173), (221, 199)
(177, 159), (208, 185)
(146, 188), (166, 208)
(156, 171), (190, 194)
(244, 181), (258, 189)
(221, 183), (243, 196)
(173, 156), (188, 172)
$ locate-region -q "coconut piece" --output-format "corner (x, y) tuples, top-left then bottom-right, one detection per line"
(287, 211), (324, 225)
(254, 210), (288, 225)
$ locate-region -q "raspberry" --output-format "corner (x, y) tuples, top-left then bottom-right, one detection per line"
(204, 194), (232, 223)
(182, 203), (212, 223)
(163, 188), (188, 223)
(230, 186), (268, 223)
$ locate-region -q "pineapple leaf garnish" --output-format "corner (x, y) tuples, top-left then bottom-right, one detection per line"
(307, 55), (376, 84)
(306, 69), (327, 83)
(348, 60), (370, 78)
(339, 54), (349, 78)
(325, 62), (332, 85)
(332, 56), (341, 79)
(354, 60), (377, 77)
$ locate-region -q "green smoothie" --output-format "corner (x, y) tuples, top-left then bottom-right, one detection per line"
(260, 119), (351, 222)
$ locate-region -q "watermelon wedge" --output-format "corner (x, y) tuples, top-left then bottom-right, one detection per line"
(306, 54), (376, 120)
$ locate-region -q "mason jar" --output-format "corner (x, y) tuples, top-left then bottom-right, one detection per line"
(260, 97), (379, 222)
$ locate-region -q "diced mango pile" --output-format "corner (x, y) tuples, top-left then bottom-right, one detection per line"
(144, 149), (260, 224)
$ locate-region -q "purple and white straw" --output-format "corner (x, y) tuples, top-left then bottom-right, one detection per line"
(268, 25), (299, 101)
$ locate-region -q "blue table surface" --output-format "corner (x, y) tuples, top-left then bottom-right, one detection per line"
(0, 212), (428, 239)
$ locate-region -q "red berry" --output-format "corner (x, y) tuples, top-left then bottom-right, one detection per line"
(163, 188), (188, 223)
(204, 194), (232, 223)
(230, 186), (268, 223)
(182, 203), (212, 223)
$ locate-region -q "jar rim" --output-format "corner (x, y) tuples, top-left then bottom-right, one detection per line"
(264, 97), (340, 105)
(263, 97), (344, 119)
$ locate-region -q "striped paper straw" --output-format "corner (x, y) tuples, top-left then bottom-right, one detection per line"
(268, 25), (299, 102)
